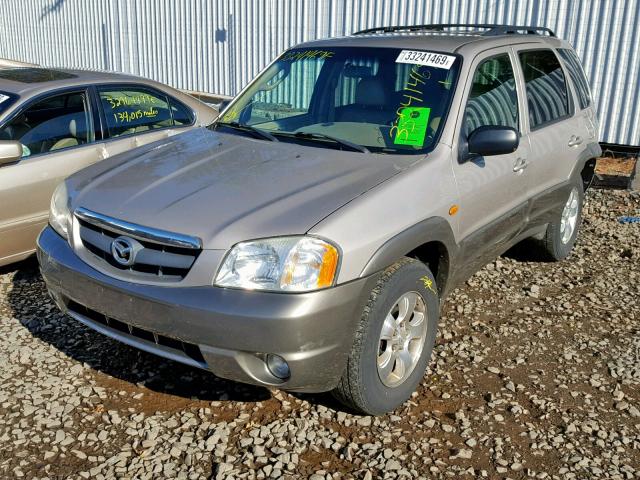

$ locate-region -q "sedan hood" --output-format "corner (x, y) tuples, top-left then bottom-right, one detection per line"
(73, 128), (416, 249)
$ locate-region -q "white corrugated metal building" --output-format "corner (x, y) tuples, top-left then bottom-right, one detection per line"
(0, 0), (638, 146)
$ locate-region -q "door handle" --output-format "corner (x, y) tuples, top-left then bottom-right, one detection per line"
(513, 157), (529, 173)
(568, 135), (583, 147)
(98, 145), (109, 160)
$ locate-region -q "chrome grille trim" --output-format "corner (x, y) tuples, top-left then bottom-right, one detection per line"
(74, 207), (202, 282)
(75, 207), (202, 250)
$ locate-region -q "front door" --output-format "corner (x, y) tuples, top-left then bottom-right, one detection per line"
(515, 48), (581, 198)
(451, 48), (530, 274)
(0, 89), (104, 263)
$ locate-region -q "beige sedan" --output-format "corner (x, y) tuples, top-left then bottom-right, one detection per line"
(0, 67), (218, 267)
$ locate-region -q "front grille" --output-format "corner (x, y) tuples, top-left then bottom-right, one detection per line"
(67, 300), (206, 365)
(75, 209), (201, 282)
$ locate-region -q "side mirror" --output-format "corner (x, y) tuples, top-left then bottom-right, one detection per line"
(467, 126), (519, 157)
(218, 99), (231, 111)
(0, 140), (22, 166)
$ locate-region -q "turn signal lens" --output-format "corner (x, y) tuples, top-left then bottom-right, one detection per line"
(280, 238), (339, 290)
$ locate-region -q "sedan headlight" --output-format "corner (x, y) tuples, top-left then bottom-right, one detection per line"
(49, 182), (72, 239)
(215, 236), (339, 292)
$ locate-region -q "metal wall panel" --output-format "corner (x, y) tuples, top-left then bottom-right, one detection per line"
(0, 0), (638, 145)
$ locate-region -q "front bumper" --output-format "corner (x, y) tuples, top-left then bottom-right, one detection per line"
(37, 226), (377, 392)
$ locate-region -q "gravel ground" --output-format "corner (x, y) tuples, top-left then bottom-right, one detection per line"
(1, 188), (639, 480)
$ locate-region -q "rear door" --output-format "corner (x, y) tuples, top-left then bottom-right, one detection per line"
(451, 47), (530, 269)
(556, 48), (598, 147)
(95, 84), (194, 157)
(0, 88), (104, 262)
(515, 48), (580, 196)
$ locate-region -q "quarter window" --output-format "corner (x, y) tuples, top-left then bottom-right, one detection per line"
(518, 49), (570, 128)
(557, 48), (591, 110)
(464, 53), (519, 136)
(170, 98), (195, 125)
(98, 87), (174, 138)
(0, 91), (91, 157)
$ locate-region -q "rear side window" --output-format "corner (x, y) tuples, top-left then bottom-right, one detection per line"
(557, 48), (592, 110)
(98, 86), (174, 138)
(464, 53), (519, 136)
(518, 49), (570, 129)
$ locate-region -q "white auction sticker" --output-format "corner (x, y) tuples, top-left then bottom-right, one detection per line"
(0, 94), (9, 104)
(396, 50), (456, 70)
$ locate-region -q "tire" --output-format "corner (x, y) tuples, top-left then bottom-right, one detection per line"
(541, 179), (584, 261)
(332, 258), (439, 415)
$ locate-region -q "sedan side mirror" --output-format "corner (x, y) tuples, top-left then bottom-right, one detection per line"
(467, 126), (519, 157)
(0, 140), (23, 166)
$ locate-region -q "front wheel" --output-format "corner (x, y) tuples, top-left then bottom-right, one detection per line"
(332, 258), (439, 415)
(542, 180), (584, 260)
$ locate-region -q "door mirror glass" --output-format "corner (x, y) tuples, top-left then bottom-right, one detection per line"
(0, 140), (23, 166)
(467, 125), (519, 156)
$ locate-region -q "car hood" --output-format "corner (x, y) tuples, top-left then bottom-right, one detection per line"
(72, 128), (417, 249)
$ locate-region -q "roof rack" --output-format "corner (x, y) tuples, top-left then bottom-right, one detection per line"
(353, 23), (556, 37)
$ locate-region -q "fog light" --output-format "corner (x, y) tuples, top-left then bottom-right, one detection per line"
(266, 354), (290, 380)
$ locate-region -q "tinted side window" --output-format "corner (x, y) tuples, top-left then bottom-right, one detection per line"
(518, 50), (570, 128)
(557, 48), (591, 110)
(464, 53), (519, 136)
(0, 91), (91, 157)
(98, 87), (173, 138)
(170, 98), (195, 125)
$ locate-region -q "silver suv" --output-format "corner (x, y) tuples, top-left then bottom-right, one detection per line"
(38, 24), (601, 414)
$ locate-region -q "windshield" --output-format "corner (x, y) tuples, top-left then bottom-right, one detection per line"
(217, 46), (460, 154)
(0, 90), (18, 117)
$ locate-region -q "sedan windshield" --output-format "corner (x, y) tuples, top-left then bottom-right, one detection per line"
(0, 90), (18, 117)
(217, 46), (460, 154)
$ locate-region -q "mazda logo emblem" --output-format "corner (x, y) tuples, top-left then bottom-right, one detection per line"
(111, 236), (141, 266)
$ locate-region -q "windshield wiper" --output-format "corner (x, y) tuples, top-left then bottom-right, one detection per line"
(213, 121), (278, 142)
(288, 131), (370, 153)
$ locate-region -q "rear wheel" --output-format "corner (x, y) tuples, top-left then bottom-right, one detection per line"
(541, 180), (584, 260)
(332, 258), (439, 415)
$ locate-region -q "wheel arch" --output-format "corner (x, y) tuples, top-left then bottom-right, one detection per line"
(360, 216), (457, 297)
(573, 141), (601, 191)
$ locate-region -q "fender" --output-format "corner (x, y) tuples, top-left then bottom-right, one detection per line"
(360, 216), (459, 295)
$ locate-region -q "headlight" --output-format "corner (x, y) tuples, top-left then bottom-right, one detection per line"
(49, 182), (72, 239)
(215, 236), (339, 292)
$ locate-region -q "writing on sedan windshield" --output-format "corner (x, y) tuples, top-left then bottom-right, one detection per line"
(113, 107), (159, 124)
(100, 91), (165, 125)
(103, 93), (155, 109)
